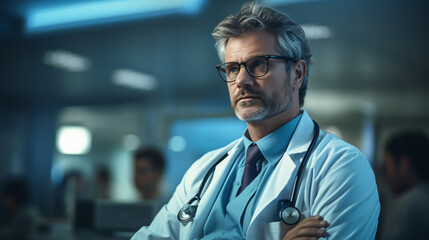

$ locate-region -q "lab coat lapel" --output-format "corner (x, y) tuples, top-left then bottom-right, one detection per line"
(189, 139), (243, 239)
(249, 111), (315, 230)
(251, 152), (297, 222)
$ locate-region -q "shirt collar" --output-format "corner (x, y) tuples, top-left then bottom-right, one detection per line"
(243, 112), (302, 164)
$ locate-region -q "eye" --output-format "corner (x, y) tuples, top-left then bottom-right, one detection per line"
(228, 67), (239, 74)
(249, 59), (267, 69)
(225, 63), (239, 75)
(248, 57), (268, 75)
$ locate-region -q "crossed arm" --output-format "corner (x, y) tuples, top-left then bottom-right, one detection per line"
(283, 215), (329, 240)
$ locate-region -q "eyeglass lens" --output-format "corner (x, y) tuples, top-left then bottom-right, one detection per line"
(219, 56), (268, 81)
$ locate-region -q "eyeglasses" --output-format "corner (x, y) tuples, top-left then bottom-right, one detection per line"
(215, 55), (294, 83)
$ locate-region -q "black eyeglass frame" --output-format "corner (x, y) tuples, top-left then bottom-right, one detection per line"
(215, 55), (295, 83)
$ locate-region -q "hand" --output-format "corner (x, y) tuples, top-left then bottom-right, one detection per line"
(282, 215), (329, 240)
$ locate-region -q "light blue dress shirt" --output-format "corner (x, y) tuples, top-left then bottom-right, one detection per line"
(201, 113), (302, 239)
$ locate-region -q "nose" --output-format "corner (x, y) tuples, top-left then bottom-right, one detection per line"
(235, 66), (254, 88)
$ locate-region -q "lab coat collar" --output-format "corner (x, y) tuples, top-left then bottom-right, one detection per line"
(287, 110), (315, 155)
(249, 110), (316, 231)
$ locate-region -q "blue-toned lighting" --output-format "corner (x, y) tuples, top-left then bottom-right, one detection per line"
(26, 0), (206, 33)
(264, 0), (322, 5)
(168, 136), (187, 152)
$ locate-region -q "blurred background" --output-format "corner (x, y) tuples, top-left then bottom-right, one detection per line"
(0, 0), (428, 239)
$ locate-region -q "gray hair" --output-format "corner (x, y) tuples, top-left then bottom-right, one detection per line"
(212, 1), (312, 107)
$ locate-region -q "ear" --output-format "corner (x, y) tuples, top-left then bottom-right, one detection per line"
(291, 59), (307, 91)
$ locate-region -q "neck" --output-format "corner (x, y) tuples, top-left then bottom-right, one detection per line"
(246, 108), (300, 142)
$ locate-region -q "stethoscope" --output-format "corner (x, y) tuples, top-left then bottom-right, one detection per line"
(178, 120), (320, 226)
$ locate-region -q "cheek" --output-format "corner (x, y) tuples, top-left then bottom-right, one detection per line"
(263, 70), (289, 94)
(227, 85), (236, 100)
(384, 159), (398, 186)
(262, 80), (284, 98)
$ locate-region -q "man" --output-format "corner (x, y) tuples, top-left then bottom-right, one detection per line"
(134, 146), (170, 211)
(380, 131), (429, 240)
(132, 2), (379, 239)
(0, 176), (39, 240)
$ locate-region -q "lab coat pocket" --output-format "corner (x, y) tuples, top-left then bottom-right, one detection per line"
(263, 210), (309, 240)
(263, 221), (292, 240)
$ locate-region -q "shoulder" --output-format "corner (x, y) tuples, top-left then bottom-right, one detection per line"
(317, 131), (364, 160)
(307, 130), (379, 210)
(307, 132), (380, 239)
(312, 131), (371, 176)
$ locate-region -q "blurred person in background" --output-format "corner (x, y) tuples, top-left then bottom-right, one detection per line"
(380, 131), (429, 240)
(132, 2), (379, 239)
(54, 170), (90, 219)
(134, 146), (171, 212)
(0, 176), (39, 240)
(94, 166), (112, 199)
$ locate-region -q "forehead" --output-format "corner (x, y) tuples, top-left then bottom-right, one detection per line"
(135, 158), (151, 166)
(224, 30), (279, 61)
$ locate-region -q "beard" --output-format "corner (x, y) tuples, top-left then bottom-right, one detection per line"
(232, 82), (293, 122)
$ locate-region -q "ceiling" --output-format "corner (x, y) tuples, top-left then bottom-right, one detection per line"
(0, 0), (428, 121)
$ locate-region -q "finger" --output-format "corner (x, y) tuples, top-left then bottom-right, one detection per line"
(296, 219), (330, 229)
(307, 215), (324, 220)
(298, 215), (324, 225)
(295, 227), (327, 238)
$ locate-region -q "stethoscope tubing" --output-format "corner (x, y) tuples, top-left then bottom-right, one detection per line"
(178, 120), (320, 224)
(289, 120), (319, 206)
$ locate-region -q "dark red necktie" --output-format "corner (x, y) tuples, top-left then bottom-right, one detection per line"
(237, 144), (263, 195)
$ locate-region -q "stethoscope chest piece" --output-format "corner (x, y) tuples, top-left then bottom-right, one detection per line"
(178, 197), (199, 223)
(279, 200), (301, 225)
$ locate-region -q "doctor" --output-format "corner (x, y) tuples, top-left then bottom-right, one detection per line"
(132, 2), (380, 240)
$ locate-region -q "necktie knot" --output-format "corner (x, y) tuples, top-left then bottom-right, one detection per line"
(245, 144), (263, 165)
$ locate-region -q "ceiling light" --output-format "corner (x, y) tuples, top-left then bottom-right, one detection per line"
(112, 69), (157, 91)
(56, 126), (92, 155)
(44, 49), (90, 72)
(25, 0), (206, 33)
(302, 24), (332, 40)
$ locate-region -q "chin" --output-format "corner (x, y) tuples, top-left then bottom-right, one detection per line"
(235, 107), (267, 122)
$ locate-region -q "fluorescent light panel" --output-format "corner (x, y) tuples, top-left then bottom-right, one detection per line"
(113, 68), (157, 91)
(26, 0), (206, 33)
(44, 49), (90, 72)
(302, 24), (331, 39)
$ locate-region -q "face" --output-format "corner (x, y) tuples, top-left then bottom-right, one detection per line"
(383, 151), (398, 192)
(224, 31), (294, 122)
(383, 151), (409, 195)
(134, 158), (161, 192)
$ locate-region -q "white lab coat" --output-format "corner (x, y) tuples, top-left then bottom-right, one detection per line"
(132, 111), (380, 240)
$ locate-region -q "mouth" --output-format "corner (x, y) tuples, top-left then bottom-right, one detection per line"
(236, 95), (260, 103)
